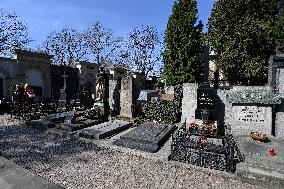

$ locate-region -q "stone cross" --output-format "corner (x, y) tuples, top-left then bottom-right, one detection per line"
(62, 70), (68, 90)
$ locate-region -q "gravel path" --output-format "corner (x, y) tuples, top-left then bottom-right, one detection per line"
(0, 115), (265, 189)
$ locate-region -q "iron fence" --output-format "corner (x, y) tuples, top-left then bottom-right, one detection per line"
(170, 123), (243, 173)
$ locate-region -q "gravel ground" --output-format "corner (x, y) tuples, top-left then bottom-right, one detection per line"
(0, 114), (24, 127)
(0, 115), (266, 189)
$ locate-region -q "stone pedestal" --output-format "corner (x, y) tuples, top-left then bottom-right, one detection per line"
(58, 88), (66, 108)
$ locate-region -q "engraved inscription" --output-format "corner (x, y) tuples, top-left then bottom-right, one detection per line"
(198, 92), (213, 106)
(236, 106), (265, 123)
(197, 88), (215, 110)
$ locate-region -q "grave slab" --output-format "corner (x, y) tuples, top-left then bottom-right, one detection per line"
(78, 120), (132, 139)
(40, 113), (66, 123)
(26, 112), (71, 130)
(25, 119), (55, 129)
(113, 123), (175, 153)
(235, 135), (284, 189)
(58, 119), (103, 132)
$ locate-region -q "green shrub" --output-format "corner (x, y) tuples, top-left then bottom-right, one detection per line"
(141, 85), (183, 124)
(84, 108), (103, 120)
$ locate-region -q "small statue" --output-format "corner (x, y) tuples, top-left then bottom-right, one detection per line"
(95, 81), (104, 102)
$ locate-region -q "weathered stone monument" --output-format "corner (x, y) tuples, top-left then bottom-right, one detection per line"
(227, 86), (282, 135)
(268, 52), (284, 137)
(120, 76), (134, 118)
(58, 71), (68, 109)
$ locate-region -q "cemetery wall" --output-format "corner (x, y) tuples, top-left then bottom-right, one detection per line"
(0, 58), (17, 97)
(276, 103), (284, 137)
(216, 89), (230, 126)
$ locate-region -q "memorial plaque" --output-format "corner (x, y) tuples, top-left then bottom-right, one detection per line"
(195, 87), (216, 120)
(236, 106), (265, 123)
(196, 88), (215, 110)
(232, 105), (272, 134)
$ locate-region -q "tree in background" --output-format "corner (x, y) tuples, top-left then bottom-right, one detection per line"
(126, 25), (162, 76)
(275, 0), (284, 51)
(0, 9), (31, 57)
(84, 22), (122, 66)
(43, 28), (87, 66)
(163, 0), (205, 86)
(208, 0), (279, 86)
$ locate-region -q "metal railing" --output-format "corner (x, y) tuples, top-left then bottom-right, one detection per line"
(170, 122), (243, 173)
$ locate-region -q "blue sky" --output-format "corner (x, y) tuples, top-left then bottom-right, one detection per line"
(0, 0), (216, 49)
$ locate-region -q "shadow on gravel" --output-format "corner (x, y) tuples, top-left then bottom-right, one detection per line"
(0, 125), (101, 167)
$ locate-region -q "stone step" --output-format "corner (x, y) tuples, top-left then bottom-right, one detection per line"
(78, 120), (132, 139)
(236, 162), (284, 189)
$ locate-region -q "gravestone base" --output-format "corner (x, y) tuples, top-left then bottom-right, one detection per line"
(113, 123), (175, 153)
(59, 88), (67, 109)
(78, 120), (132, 139)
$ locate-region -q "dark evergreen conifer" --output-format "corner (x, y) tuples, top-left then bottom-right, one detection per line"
(163, 0), (205, 86)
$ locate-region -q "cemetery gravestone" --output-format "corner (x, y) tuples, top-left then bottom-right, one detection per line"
(80, 89), (93, 109)
(195, 84), (216, 121)
(120, 77), (134, 118)
(114, 123), (175, 153)
(181, 83), (199, 123)
(58, 71), (69, 109)
(268, 53), (284, 137)
(109, 78), (121, 116)
(64, 111), (76, 124)
(227, 87), (282, 135)
(78, 120), (132, 139)
(137, 90), (159, 102)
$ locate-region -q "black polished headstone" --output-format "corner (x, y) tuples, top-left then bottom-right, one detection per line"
(195, 84), (216, 120)
(80, 90), (93, 109)
(113, 123), (175, 153)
